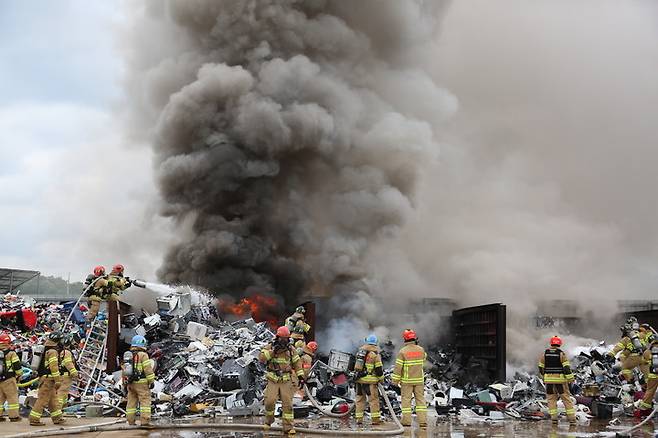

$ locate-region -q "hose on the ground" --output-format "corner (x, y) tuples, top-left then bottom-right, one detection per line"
(64, 401), (128, 415)
(4, 419), (126, 438)
(303, 383), (353, 417)
(8, 383), (405, 437)
(611, 407), (658, 437)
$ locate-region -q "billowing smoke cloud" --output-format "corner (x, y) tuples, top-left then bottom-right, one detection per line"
(125, 0), (456, 308)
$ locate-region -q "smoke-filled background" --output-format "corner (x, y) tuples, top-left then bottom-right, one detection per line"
(117, 0), (658, 363)
(123, 1), (455, 310)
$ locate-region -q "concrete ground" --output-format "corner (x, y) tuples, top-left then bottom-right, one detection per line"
(1, 414), (654, 437)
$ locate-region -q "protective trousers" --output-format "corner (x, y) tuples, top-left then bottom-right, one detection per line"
(355, 383), (381, 424)
(30, 378), (62, 424)
(639, 378), (658, 410)
(621, 355), (648, 382)
(86, 298), (101, 321)
(264, 380), (294, 432)
(0, 378), (20, 419)
(56, 376), (73, 412)
(546, 383), (575, 422)
(126, 382), (151, 425)
(400, 384), (427, 427)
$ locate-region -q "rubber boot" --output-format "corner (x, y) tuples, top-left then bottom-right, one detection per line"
(10, 417), (21, 422)
(30, 419), (45, 426)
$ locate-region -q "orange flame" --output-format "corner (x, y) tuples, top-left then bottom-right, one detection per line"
(218, 294), (282, 328)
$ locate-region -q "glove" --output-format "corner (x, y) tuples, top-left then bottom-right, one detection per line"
(149, 381), (155, 389)
(298, 378), (306, 389)
(605, 354), (616, 364)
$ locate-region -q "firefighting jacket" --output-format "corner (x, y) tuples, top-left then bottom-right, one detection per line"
(609, 333), (649, 359)
(538, 348), (574, 384)
(300, 346), (314, 379)
(84, 275), (109, 300)
(391, 341), (426, 385)
(285, 313), (310, 341)
(128, 348), (155, 385)
(356, 344), (384, 384)
(59, 349), (78, 378)
(259, 343), (304, 383)
(643, 343), (658, 379)
(0, 349), (22, 381)
(38, 348), (62, 382)
(107, 275), (129, 294)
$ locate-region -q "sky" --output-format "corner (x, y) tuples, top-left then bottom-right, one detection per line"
(0, 0), (166, 282)
(2, 0), (658, 304)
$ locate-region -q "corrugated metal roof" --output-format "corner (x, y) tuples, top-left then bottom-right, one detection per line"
(0, 268), (40, 293)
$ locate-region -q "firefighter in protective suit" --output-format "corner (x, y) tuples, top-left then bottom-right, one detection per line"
(637, 333), (658, 416)
(30, 332), (64, 426)
(123, 335), (155, 427)
(300, 341), (317, 380)
(0, 333), (22, 422)
(259, 326), (305, 435)
(391, 329), (427, 427)
(538, 336), (576, 425)
(107, 264), (131, 302)
(607, 318), (649, 383)
(84, 266), (108, 321)
(56, 334), (78, 413)
(354, 334), (384, 425)
(285, 306), (310, 345)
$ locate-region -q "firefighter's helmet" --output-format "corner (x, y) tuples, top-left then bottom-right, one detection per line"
(93, 265), (105, 276)
(0, 333), (10, 345)
(403, 329), (417, 342)
(550, 336), (562, 347)
(112, 264), (125, 275)
(307, 341), (318, 352)
(276, 326), (291, 338)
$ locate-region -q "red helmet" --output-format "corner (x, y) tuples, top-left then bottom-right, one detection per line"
(403, 329), (417, 342)
(111, 264), (124, 275)
(0, 333), (11, 344)
(93, 266), (105, 276)
(550, 336), (562, 347)
(307, 341), (318, 352)
(276, 326), (291, 338)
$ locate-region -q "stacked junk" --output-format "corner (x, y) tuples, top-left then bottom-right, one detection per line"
(0, 290), (652, 429)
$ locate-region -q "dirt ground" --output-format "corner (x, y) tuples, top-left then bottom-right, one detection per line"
(2, 414), (656, 438)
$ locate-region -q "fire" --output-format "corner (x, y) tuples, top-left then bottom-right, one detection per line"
(218, 293), (282, 327)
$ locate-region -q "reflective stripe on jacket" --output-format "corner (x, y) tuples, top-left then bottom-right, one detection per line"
(131, 348), (155, 384)
(259, 343), (304, 382)
(59, 349), (78, 377)
(356, 344), (383, 384)
(391, 342), (426, 385)
(538, 348), (574, 384)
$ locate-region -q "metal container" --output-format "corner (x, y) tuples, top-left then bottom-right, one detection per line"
(328, 350), (354, 372)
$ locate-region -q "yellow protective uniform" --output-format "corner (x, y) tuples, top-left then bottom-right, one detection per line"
(609, 333), (650, 382)
(355, 344), (384, 425)
(0, 348), (22, 420)
(285, 313), (310, 342)
(56, 349), (78, 412)
(639, 344), (658, 410)
(30, 347), (63, 425)
(259, 342), (304, 433)
(392, 341), (427, 427)
(538, 348), (575, 423)
(124, 348), (155, 426)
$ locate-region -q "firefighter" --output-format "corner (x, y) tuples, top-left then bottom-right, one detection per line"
(354, 334), (384, 425)
(637, 333), (658, 416)
(56, 334), (78, 414)
(285, 306), (310, 345)
(538, 336), (576, 425)
(259, 326), (305, 435)
(300, 341), (317, 380)
(391, 329), (427, 427)
(607, 318), (649, 383)
(0, 333), (22, 422)
(84, 266), (108, 321)
(107, 264), (131, 302)
(30, 332), (64, 426)
(123, 335), (155, 427)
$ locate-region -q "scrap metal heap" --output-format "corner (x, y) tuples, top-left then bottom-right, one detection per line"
(0, 291), (648, 429)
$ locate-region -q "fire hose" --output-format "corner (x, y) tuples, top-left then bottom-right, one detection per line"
(9, 384), (405, 437)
